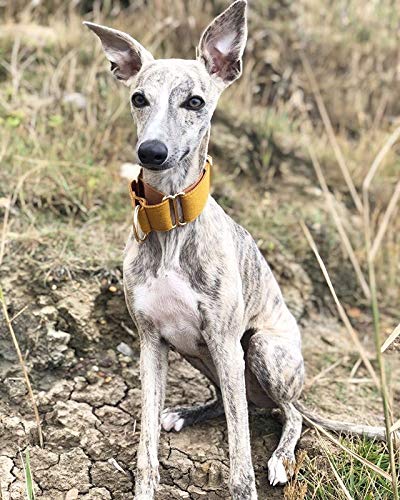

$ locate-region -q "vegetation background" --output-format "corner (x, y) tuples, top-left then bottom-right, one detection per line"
(0, 0), (399, 499)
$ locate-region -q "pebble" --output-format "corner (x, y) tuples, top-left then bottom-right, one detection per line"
(116, 342), (133, 357)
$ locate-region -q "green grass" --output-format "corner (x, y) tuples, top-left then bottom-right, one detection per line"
(299, 438), (398, 499)
(21, 449), (36, 500)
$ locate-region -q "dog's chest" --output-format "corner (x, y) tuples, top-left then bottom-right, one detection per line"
(133, 269), (204, 355)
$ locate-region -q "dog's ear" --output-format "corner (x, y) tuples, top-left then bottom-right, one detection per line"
(198, 0), (247, 88)
(83, 22), (154, 84)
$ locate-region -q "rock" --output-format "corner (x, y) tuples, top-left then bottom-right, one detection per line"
(187, 485), (208, 497)
(47, 326), (75, 367)
(65, 488), (79, 499)
(47, 327), (70, 344)
(37, 305), (58, 321)
(117, 342), (133, 357)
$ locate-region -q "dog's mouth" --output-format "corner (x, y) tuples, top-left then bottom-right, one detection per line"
(179, 149), (190, 161)
(140, 162), (174, 172)
(139, 149), (190, 171)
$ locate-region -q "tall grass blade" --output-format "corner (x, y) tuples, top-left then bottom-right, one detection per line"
(381, 322), (400, 353)
(300, 221), (379, 388)
(362, 125), (400, 196)
(370, 180), (400, 262)
(391, 419), (400, 434)
(305, 141), (370, 299)
(300, 51), (363, 214)
(0, 287), (43, 447)
(301, 414), (392, 482)
(316, 430), (354, 500)
(363, 150), (399, 500)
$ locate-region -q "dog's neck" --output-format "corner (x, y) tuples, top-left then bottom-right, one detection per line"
(141, 129), (210, 195)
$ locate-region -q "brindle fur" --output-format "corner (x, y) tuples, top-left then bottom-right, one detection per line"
(85, 2), (396, 498)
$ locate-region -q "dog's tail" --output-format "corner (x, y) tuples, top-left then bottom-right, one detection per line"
(294, 401), (397, 442)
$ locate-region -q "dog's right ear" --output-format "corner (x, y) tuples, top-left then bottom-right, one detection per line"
(83, 22), (154, 84)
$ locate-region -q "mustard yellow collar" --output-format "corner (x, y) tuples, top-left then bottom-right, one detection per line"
(129, 157), (212, 243)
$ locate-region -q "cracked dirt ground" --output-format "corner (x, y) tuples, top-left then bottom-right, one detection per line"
(0, 259), (397, 499)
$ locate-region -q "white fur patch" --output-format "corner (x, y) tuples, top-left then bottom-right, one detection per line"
(268, 454), (290, 486)
(134, 271), (202, 356)
(142, 85), (170, 140)
(124, 234), (139, 262)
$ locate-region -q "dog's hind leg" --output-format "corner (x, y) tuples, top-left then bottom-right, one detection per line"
(161, 392), (224, 431)
(246, 329), (305, 486)
(162, 354), (224, 432)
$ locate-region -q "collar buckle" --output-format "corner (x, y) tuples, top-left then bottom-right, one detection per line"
(133, 205), (148, 244)
(162, 192), (187, 228)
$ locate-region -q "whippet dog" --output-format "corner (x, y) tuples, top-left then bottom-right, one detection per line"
(85, 2), (395, 498)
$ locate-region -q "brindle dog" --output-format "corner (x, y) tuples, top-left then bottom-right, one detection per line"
(85, 2), (394, 498)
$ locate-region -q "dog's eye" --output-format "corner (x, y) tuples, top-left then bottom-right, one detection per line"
(183, 96), (205, 110)
(131, 92), (149, 108)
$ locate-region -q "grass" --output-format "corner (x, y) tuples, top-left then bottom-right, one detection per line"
(298, 438), (398, 500)
(300, 52), (399, 497)
(20, 449), (36, 500)
(0, 0), (399, 299)
(0, 0), (399, 498)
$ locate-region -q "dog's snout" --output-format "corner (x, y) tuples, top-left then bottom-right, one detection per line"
(138, 140), (168, 166)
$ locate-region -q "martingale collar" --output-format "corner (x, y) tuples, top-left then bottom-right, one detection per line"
(129, 156), (212, 243)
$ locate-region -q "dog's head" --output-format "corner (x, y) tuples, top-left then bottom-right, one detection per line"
(84, 1), (247, 171)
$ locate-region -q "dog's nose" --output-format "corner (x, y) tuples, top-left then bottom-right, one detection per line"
(138, 140), (168, 166)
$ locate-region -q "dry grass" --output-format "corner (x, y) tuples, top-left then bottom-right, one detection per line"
(0, 0), (399, 498)
(299, 48), (399, 496)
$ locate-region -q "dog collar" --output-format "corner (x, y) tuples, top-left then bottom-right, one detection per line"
(129, 156), (212, 243)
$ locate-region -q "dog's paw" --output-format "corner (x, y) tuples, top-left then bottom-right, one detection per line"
(268, 453), (293, 486)
(161, 409), (185, 432)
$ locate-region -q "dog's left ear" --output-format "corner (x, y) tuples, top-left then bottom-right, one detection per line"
(198, 0), (247, 88)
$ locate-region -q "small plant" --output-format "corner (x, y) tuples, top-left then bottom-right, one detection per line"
(20, 449), (36, 500)
(283, 450), (308, 500)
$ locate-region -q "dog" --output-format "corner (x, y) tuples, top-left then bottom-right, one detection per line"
(85, 2), (394, 498)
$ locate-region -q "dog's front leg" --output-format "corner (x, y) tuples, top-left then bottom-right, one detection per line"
(135, 333), (169, 500)
(205, 333), (257, 500)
